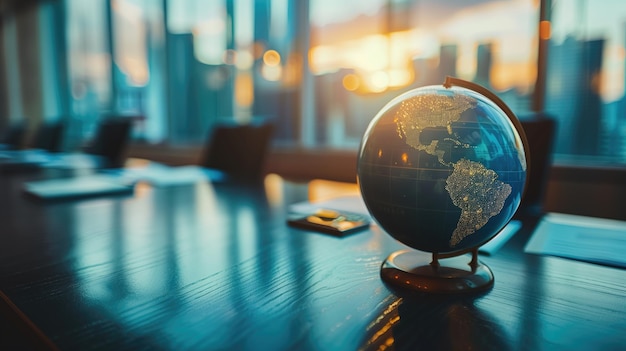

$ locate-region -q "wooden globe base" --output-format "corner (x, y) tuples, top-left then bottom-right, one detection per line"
(380, 249), (494, 294)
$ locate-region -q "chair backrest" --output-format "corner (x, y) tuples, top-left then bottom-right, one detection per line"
(1, 123), (27, 150)
(202, 122), (274, 181)
(519, 113), (557, 214)
(84, 117), (133, 168)
(32, 121), (65, 153)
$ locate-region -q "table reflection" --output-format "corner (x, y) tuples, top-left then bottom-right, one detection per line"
(67, 180), (322, 349)
(360, 295), (510, 351)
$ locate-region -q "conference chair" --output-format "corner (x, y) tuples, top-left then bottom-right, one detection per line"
(31, 121), (65, 153)
(83, 117), (133, 168)
(201, 122), (274, 182)
(0, 122), (27, 150)
(518, 113), (557, 215)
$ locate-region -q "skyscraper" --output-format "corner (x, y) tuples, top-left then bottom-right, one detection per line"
(546, 36), (604, 155)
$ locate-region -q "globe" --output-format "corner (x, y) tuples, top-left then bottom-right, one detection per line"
(357, 77), (528, 293)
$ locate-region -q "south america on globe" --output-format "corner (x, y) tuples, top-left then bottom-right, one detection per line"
(357, 83), (526, 254)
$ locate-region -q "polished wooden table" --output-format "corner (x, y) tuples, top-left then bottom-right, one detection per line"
(1, 170), (625, 350)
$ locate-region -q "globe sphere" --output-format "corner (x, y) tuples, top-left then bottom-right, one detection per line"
(357, 84), (527, 254)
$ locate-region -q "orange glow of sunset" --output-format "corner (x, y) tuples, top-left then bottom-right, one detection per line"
(309, 0), (539, 94)
(309, 30), (419, 93)
(342, 73), (360, 91)
(540, 20), (551, 40)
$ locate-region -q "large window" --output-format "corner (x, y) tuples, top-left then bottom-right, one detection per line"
(2, 0), (626, 167)
(62, 0), (541, 151)
(0, 1), (67, 133)
(66, 0), (110, 147)
(111, 0), (166, 142)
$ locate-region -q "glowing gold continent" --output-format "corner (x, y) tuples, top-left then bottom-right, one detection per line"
(395, 93), (476, 164)
(445, 159), (511, 246)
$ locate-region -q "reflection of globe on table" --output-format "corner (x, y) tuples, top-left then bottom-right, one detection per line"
(358, 79), (527, 255)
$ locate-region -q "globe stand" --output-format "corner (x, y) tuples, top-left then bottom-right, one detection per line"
(380, 248), (494, 294)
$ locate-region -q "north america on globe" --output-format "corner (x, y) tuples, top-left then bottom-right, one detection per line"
(394, 93), (512, 247)
(394, 93), (476, 166)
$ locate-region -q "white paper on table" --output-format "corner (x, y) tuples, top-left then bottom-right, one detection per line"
(23, 174), (134, 200)
(524, 213), (626, 269)
(105, 164), (225, 186)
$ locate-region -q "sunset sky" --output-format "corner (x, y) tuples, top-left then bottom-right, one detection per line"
(310, 0), (537, 92)
(310, 0), (626, 99)
(71, 0), (626, 99)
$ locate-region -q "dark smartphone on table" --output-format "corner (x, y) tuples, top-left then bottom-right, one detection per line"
(287, 208), (370, 237)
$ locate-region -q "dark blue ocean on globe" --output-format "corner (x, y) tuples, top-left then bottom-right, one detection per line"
(357, 85), (527, 254)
